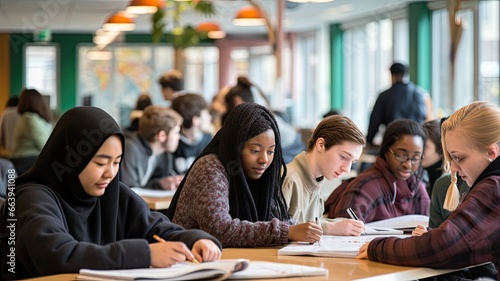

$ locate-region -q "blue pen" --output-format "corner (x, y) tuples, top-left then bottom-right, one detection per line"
(346, 208), (366, 235)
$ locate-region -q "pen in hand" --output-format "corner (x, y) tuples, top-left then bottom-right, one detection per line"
(346, 208), (366, 235)
(152, 234), (200, 264)
(315, 217), (322, 246)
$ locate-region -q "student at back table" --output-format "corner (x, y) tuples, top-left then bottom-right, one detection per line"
(326, 119), (430, 223)
(358, 101), (500, 280)
(0, 106), (221, 280)
(121, 105), (184, 190)
(282, 115), (366, 236)
(167, 103), (322, 247)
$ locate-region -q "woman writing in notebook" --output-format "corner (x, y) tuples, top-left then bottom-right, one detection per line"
(326, 119), (430, 223)
(358, 101), (500, 278)
(0, 107), (221, 280)
(167, 103), (322, 247)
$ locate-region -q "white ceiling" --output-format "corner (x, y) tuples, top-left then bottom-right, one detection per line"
(0, 0), (418, 35)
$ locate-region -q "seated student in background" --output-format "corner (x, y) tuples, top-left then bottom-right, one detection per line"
(0, 107), (222, 281)
(167, 103), (322, 247)
(121, 105), (184, 190)
(10, 88), (53, 175)
(125, 93), (153, 132)
(171, 93), (213, 174)
(358, 101), (500, 279)
(282, 115), (366, 236)
(421, 119), (444, 196)
(327, 119), (430, 223)
(223, 76), (305, 163)
(0, 96), (20, 157)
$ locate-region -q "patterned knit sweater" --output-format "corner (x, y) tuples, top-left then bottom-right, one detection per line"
(171, 153), (290, 247)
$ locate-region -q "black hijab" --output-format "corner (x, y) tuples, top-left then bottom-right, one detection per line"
(168, 103), (289, 223)
(16, 106), (124, 242)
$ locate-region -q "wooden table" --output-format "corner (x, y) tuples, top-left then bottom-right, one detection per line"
(21, 247), (458, 281)
(140, 195), (172, 210)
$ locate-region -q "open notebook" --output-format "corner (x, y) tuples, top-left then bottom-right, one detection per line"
(130, 187), (176, 198)
(278, 235), (409, 258)
(77, 259), (328, 281)
(365, 214), (429, 233)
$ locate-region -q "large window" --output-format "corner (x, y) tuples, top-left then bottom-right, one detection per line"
(343, 17), (405, 137)
(24, 44), (58, 110)
(431, 1), (499, 117)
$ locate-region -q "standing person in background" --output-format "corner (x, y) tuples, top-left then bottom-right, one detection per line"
(10, 89), (52, 175)
(157, 69), (184, 102)
(283, 115), (366, 236)
(327, 119), (430, 223)
(223, 76), (305, 163)
(121, 106), (184, 190)
(366, 62), (427, 146)
(125, 93), (152, 132)
(0, 97), (20, 157)
(171, 93), (213, 174)
(167, 103), (322, 247)
(0, 106), (221, 280)
(358, 101), (499, 280)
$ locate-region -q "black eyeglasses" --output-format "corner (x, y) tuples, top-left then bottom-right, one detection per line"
(388, 147), (422, 165)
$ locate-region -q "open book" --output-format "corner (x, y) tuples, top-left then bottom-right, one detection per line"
(77, 259), (328, 280)
(326, 218), (404, 235)
(365, 214), (429, 233)
(278, 235), (409, 258)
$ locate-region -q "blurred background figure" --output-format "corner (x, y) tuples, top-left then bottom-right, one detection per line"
(125, 93), (153, 132)
(157, 69), (184, 102)
(421, 119), (444, 196)
(0, 96), (20, 157)
(171, 93), (213, 174)
(10, 89), (53, 175)
(223, 76), (305, 163)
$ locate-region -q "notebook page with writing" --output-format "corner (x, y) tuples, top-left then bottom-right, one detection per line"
(278, 235), (409, 258)
(228, 261), (327, 279)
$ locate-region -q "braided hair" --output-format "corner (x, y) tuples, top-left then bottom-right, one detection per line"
(167, 103), (289, 222)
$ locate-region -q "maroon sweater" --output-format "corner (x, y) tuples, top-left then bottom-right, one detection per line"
(331, 156), (430, 222)
(171, 154), (290, 247)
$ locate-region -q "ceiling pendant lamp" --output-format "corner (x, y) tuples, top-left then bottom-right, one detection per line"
(126, 0), (165, 15)
(232, 6), (266, 26)
(102, 12), (136, 31)
(196, 22), (226, 39)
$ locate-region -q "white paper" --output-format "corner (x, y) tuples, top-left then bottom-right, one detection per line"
(131, 187), (176, 198)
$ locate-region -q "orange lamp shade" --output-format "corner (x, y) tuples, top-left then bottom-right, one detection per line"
(126, 0), (165, 14)
(102, 12), (135, 31)
(196, 22), (226, 39)
(232, 6), (266, 26)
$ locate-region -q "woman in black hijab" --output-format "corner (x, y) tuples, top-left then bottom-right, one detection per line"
(167, 103), (322, 247)
(0, 107), (221, 280)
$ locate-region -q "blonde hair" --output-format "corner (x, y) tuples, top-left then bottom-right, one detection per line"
(441, 101), (500, 210)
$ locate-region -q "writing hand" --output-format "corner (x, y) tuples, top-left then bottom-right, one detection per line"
(356, 242), (370, 259)
(159, 175), (184, 190)
(288, 222), (323, 243)
(327, 219), (365, 236)
(191, 239), (221, 262)
(149, 241), (194, 267)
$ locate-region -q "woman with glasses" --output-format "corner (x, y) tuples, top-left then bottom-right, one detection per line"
(328, 119), (430, 223)
(357, 102), (499, 279)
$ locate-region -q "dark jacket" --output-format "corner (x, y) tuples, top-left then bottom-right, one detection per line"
(366, 82), (427, 145)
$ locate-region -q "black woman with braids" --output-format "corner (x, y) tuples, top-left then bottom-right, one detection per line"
(167, 103), (322, 247)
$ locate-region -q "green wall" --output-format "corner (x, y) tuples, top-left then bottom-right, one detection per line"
(329, 24), (343, 111)
(408, 2), (432, 92)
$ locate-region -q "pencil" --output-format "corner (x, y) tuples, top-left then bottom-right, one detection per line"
(346, 208), (367, 235)
(315, 217), (322, 246)
(152, 234), (200, 264)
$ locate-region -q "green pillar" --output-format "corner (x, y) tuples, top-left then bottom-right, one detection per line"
(329, 24), (343, 110)
(408, 2), (432, 92)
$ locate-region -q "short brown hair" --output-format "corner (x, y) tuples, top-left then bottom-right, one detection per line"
(171, 93), (208, 129)
(138, 106), (182, 142)
(307, 115), (365, 152)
